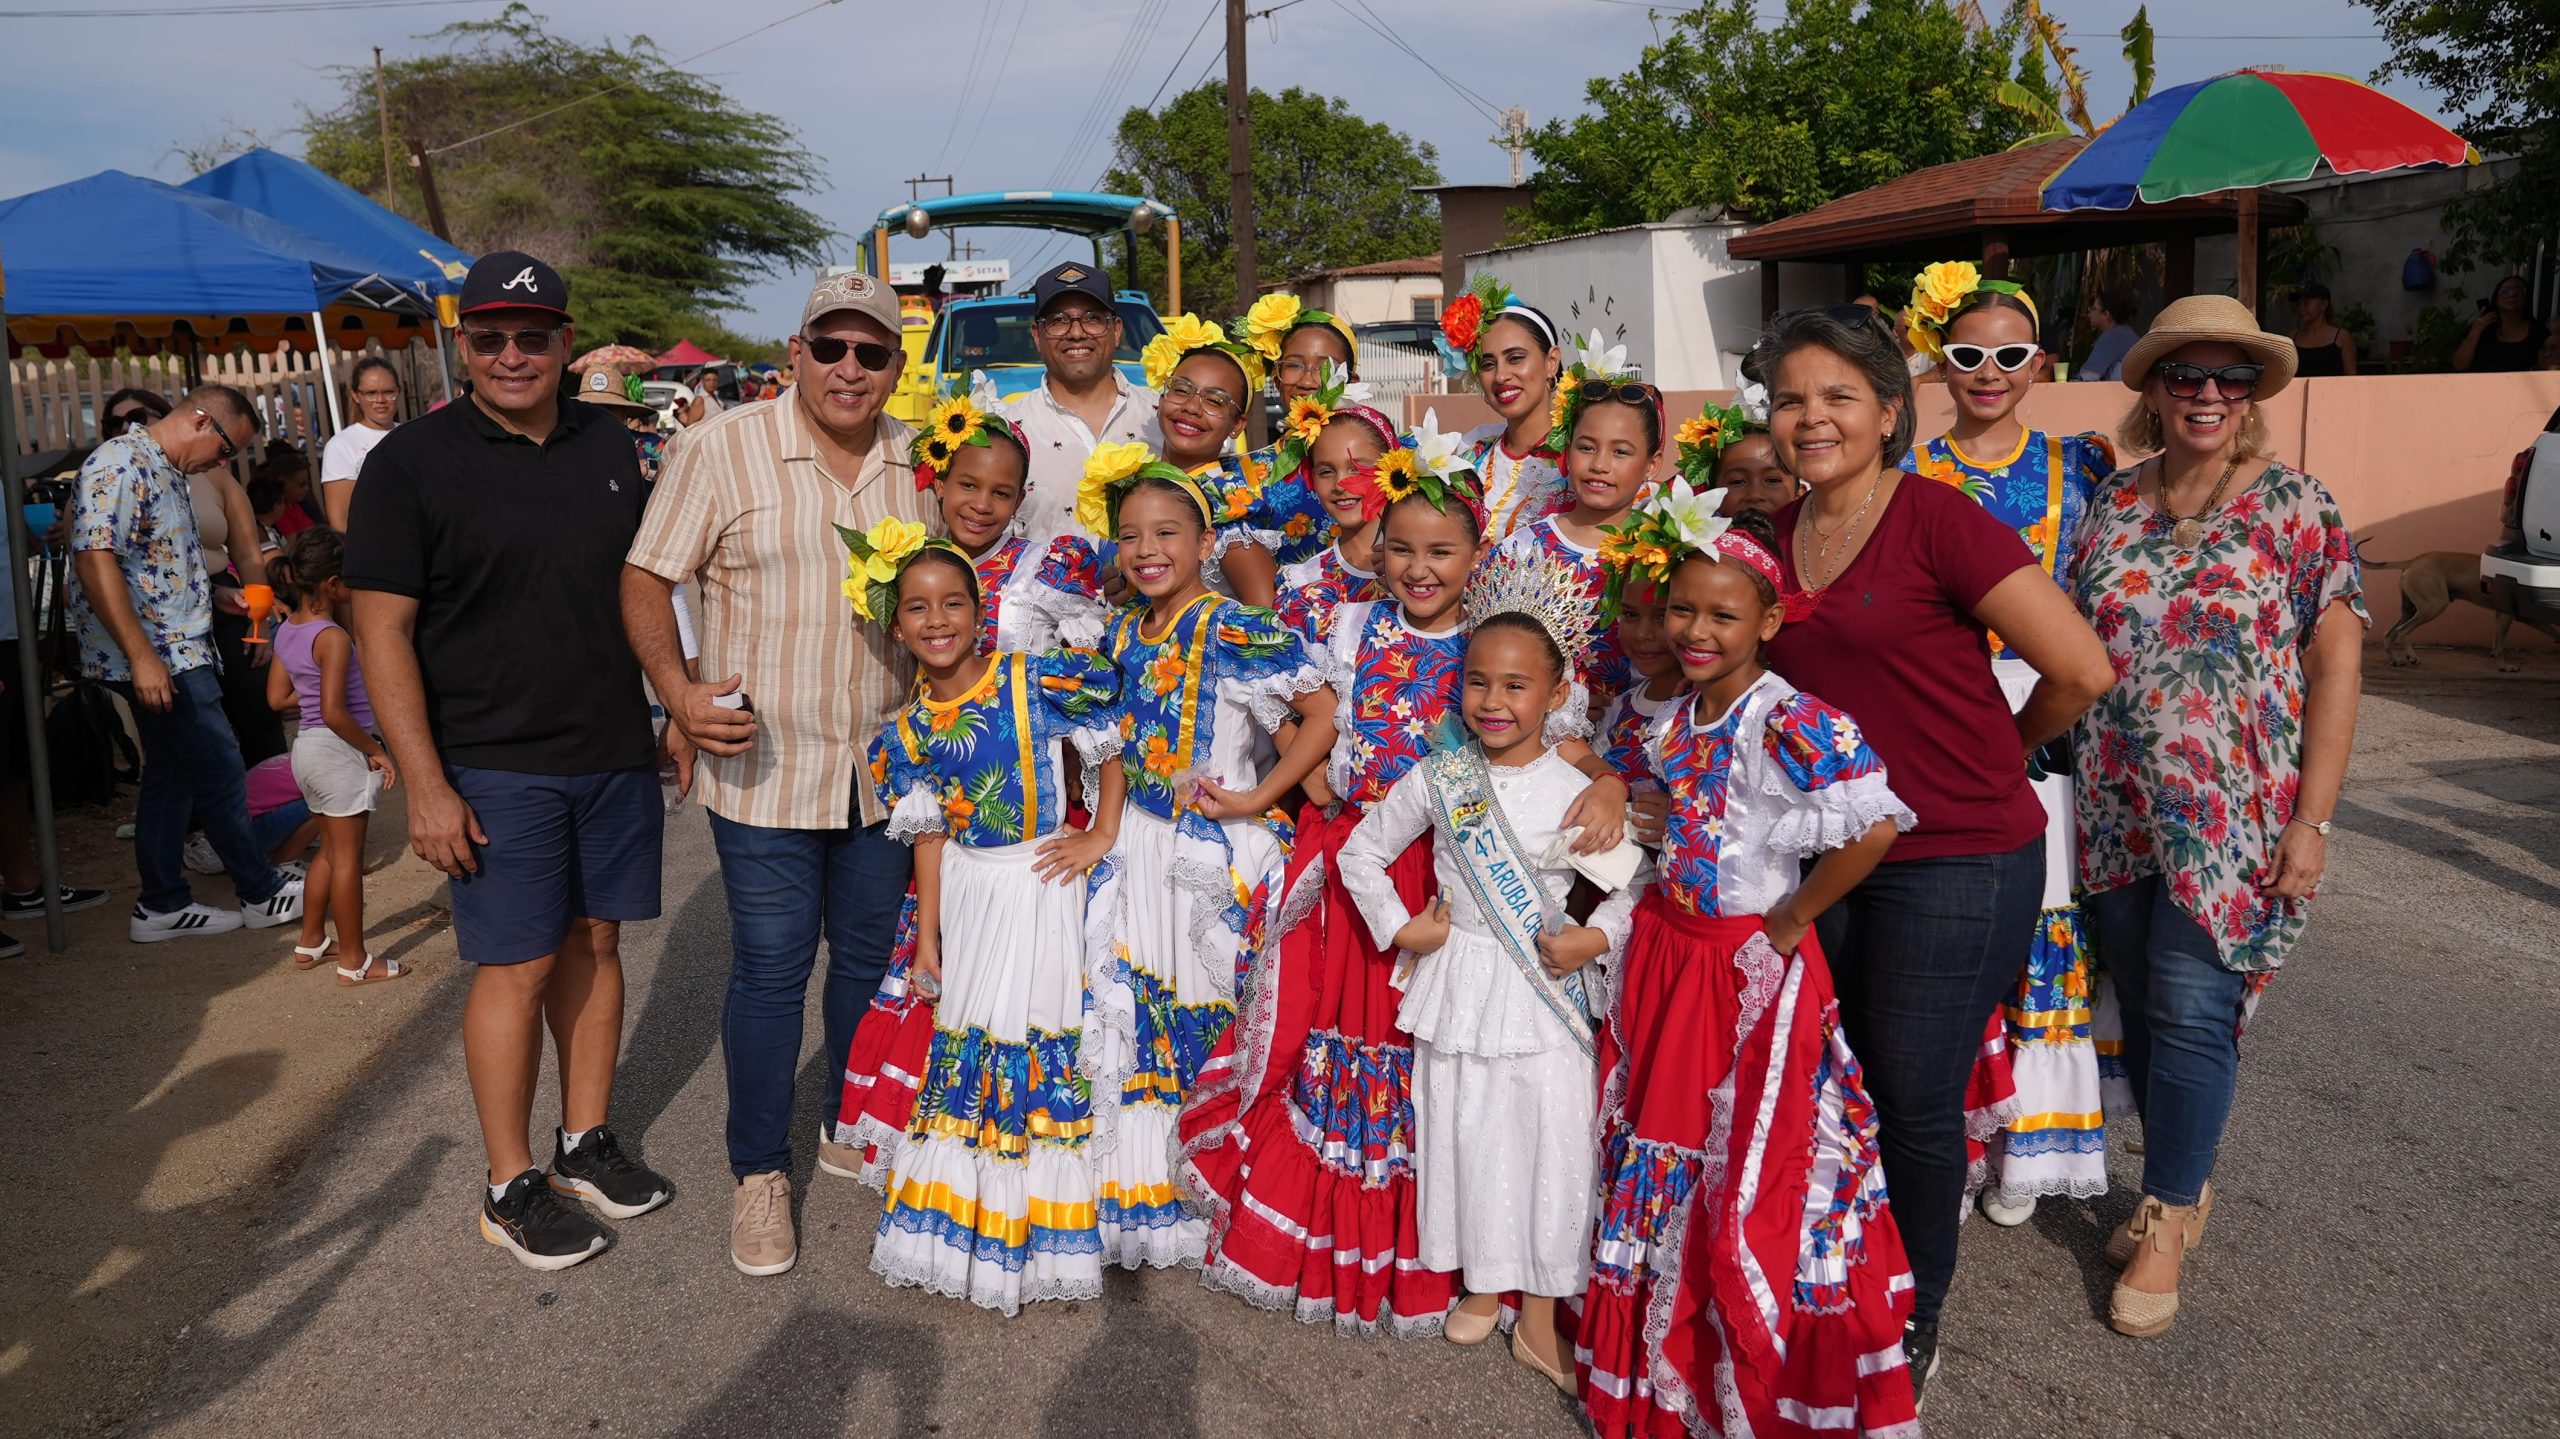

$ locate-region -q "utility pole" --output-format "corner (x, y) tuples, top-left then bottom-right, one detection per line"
(1496, 107), (1530, 187)
(373, 47), (397, 202)
(407, 139), (452, 242)
(1225, 0), (1255, 315)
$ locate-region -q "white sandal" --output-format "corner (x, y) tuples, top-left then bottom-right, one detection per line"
(336, 953), (405, 986)
(291, 941), (336, 970)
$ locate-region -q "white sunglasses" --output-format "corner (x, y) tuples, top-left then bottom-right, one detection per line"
(1943, 342), (2039, 373)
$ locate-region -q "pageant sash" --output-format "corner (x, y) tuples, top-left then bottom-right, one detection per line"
(1421, 743), (1598, 1059)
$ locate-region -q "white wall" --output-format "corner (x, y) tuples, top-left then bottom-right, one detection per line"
(1312, 273), (1443, 326)
(1464, 220), (1761, 389)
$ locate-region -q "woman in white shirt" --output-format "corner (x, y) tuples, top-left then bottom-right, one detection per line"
(319, 357), (402, 530)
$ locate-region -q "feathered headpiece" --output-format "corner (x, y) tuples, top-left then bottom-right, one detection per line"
(1598, 477), (1783, 612)
(1439, 273), (1557, 373)
(1235, 292), (1358, 371)
(1542, 328), (1655, 454)
(1076, 439), (1218, 539)
(909, 369), (1025, 491)
(1140, 312), (1267, 394)
(1903, 260), (2037, 364)
(835, 516), (971, 623)
(1272, 359), (1381, 477)
(1464, 540), (1609, 664)
(1342, 407), (1485, 528)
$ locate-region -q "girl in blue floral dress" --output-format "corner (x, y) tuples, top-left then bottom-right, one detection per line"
(1235, 293), (1360, 568)
(910, 388), (1108, 654)
(1906, 263), (2119, 1219)
(1144, 313), (1281, 606)
(847, 533), (1125, 1317)
(1077, 442), (1337, 1270)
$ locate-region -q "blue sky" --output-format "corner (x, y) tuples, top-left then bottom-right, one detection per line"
(0, 0), (2440, 338)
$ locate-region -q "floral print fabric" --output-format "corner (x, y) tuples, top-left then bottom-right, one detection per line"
(2070, 462), (2367, 971)
(870, 649), (1120, 846)
(68, 430), (215, 680)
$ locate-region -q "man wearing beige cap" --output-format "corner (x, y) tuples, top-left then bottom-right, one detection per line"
(622, 268), (934, 1276)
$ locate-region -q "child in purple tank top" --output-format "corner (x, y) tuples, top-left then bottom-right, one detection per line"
(265, 528), (402, 985)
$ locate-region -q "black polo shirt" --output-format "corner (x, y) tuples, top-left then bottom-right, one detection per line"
(344, 391), (653, 776)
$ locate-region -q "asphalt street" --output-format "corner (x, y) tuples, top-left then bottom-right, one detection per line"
(125, 657), (2559, 1438)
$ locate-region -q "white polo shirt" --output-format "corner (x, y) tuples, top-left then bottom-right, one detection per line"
(1000, 372), (1162, 544)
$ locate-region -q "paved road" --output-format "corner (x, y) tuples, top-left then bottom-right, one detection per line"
(125, 656), (2560, 1438)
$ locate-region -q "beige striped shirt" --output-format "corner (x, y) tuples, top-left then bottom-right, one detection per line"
(628, 397), (933, 829)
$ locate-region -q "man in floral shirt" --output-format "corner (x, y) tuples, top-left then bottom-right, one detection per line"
(70, 386), (304, 942)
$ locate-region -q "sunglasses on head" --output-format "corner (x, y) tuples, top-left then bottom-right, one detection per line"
(801, 334), (897, 370)
(2155, 361), (2264, 401)
(1943, 342), (2039, 374)
(1578, 379), (1661, 407)
(462, 326), (560, 357)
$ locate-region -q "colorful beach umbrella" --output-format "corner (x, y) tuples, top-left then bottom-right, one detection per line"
(570, 343), (655, 375)
(2041, 69), (2474, 212)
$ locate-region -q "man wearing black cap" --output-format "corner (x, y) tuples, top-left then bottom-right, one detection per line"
(347, 250), (673, 1272)
(1000, 260), (1161, 543)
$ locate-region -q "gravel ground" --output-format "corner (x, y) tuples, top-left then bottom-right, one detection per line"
(12, 647), (2555, 1438)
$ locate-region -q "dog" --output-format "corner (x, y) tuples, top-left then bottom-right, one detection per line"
(2357, 541), (2560, 671)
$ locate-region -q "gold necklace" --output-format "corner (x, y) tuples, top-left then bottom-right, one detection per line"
(2163, 456), (2241, 551)
(1798, 470), (1885, 591)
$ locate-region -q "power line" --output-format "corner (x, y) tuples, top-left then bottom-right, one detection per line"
(931, 0), (1005, 171)
(425, 0), (846, 157)
(1144, 0), (1223, 113)
(1326, 0), (1501, 126)
(953, 0), (1028, 173)
(1049, 0), (1181, 189)
(0, 0), (493, 14)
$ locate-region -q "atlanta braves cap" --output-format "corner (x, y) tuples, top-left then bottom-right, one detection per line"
(459, 250), (572, 320)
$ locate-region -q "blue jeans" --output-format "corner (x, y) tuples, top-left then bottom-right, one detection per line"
(2081, 876), (2249, 1207)
(111, 665), (283, 915)
(1812, 838), (2043, 1325)
(708, 804), (912, 1179)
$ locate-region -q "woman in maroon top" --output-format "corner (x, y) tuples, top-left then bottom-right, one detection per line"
(1753, 306), (2112, 1402)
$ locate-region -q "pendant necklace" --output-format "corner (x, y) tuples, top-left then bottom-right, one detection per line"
(1800, 470), (1884, 592)
(2166, 456), (2241, 551)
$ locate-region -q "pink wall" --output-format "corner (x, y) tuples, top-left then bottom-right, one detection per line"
(1403, 373), (2560, 650)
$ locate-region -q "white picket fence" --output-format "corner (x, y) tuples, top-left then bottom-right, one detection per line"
(7, 340), (446, 460)
(1356, 339), (1448, 399)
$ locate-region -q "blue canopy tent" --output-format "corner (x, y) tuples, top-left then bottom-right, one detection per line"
(0, 167), (433, 951)
(183, 147), (470, 300)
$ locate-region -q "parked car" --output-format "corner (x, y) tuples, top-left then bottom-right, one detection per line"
(2480, 404), (2560, 630)
(889, 292), (1164, 426)
(1354, 319), (1441, 353)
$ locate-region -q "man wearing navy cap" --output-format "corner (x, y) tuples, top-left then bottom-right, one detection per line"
(1000, 261), (1161, 543)
(347, 249), (674, 1272)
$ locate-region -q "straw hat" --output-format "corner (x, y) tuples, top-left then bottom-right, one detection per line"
(574, 367), (654, 413)
(2121, 294), (2299, 397)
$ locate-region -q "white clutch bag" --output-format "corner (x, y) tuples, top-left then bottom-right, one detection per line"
(1544, 826), (1644, 893)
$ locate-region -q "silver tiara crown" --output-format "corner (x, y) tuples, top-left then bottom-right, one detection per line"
(1463, 543), (1607, 663)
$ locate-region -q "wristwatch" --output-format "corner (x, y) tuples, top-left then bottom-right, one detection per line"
(2295, 816), (2334, 836)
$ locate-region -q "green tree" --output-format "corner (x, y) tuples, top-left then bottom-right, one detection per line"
(1996, 1), (2156, 146)
(2359, 0), (2560, 271)
(1100, 83), (1442, 316)
(1521, 0), (2031, 237)
(299, 4), (827, 348)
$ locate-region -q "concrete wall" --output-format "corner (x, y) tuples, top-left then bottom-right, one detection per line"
(1402, 371), (2560, 652)
(1301, 273), (1443, 327)
(1465, 220), (1763, 389)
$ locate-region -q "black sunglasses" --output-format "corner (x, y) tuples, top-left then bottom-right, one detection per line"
(462, 326), (560, 357)
(106, 407), (151, 432)
(1579, 379), (1661, 407)
(195, 407), (240, 461)
(1943, 342), (2039, 374)
(802, 334), (897, 371)
(2155, 361), (2264, 401)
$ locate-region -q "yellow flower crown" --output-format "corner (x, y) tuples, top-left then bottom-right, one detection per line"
(1904, 260), (2037, 363)
(1141, 312), (1268, 394)
(1075, 440), (1219, 539)
(833, 516), (968, 623)
(1235, 291), (1358, 369)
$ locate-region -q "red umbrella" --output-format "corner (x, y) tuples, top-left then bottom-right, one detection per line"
(655, 338), (721, 367)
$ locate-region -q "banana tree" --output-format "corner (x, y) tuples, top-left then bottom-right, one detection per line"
(1997, 2), (2155, 146)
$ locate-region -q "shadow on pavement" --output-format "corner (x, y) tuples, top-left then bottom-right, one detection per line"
(1038, 1276), (1204, 1438)
(666, 1304), (942, 1437)
(606, 871), (733, 1150)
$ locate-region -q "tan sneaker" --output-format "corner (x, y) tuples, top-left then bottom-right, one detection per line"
(815, 1127), (863, 1181)
(730, 1170), (796, 1276)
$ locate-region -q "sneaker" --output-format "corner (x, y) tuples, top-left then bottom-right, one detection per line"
(480, 1168), (610, 1271)
(730, 1170), (796, 1276)
(1902, 1318), (1942, 1412)
(814, 1126), (863, 1181)
(276, 859), (308, 882)
(241, 878), (306, 930)
(182, 833), (223, 874)
(0, 930), (22, 960)
(1979, 1189), (2038, 1227)
(548, 1126), (672, 1219)
(130, 901), (246, 943)
(3, 884), (108, 917)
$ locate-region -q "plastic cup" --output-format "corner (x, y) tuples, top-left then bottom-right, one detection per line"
(242, 583), (275, 644)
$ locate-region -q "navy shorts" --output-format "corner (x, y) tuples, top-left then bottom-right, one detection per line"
(445, 764), (664, 966)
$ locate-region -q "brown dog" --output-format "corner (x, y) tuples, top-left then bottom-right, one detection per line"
(2359, 544), (2560, 671)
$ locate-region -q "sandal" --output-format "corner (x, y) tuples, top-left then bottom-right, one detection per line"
(336, 953), (405, 986)
(291, 941), (337, 970)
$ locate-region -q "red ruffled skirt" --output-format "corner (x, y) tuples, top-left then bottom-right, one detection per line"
(1181, 803), (1459, 1336)
(1575, 896), (1919, 1439)
(830, 889), (928, 1184)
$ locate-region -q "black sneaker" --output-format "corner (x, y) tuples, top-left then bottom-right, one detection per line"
(0, 930), (22, 960)
(3, 884), (108, 917)
(480, 1168), (610, 1271)
(548, 1126), (672, 1219)
(1902, 1317), (1942, 1411)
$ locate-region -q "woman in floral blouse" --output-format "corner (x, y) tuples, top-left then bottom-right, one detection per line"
(2070, 294), (2365, 1339)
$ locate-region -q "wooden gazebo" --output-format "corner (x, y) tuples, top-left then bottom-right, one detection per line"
(1725, 138), (2306, 316)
